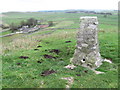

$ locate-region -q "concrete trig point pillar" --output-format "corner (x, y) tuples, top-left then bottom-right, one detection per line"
(71, 16), (103, 70)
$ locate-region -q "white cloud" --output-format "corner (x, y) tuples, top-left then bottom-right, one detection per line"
(0, 0), (119, 12)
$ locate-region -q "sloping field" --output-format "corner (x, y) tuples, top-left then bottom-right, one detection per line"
(1, 11), (118, 88)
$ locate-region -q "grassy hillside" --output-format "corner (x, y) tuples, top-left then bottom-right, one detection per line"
(1, 11), (118, 88)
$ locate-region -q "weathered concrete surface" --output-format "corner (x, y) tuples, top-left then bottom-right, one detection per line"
(71, 16), (103, 70)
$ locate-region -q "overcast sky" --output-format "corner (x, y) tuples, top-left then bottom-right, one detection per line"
(0, 0), (119, 12)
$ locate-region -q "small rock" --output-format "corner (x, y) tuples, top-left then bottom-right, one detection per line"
(93, 70), (105, 74)
(104, 59), (112, 63)
(64, 64), (76, 70)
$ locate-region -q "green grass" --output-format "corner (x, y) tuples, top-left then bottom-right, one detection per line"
(0, 30), (12, 36)
(1, 33), (24, 44)
(54, 21), (74, 28)
(1, 11), (118, 88)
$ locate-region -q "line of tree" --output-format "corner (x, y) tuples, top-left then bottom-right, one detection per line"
(9, 18), (38, 32)
(9, 18), (54, 32)
(9, 23), (21, 32)
(21, 18), (38, 27)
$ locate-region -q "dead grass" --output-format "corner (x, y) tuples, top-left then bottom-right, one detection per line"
(2, 30), (77, 55)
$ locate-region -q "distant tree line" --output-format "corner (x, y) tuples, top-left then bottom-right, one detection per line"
(9, 18), (38, 32)
(8, 18), (53, 32)
(20, 18), (38, 27)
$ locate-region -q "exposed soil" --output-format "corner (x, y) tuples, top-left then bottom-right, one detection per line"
(76, 74), (81, 76)
(65, 41), (72, 43)
(43, 54), (56, 59)
(49, 49), (60, 54)
(37, 45), (42, 48)
(84, 70), (88, 73)
(41, 70), (57, 76)
(19, 56), (29, 59)
(34, 49), (39, 51)
(16, 63), (21, 65)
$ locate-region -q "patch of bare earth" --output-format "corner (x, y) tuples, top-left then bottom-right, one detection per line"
(41, 70), (57, 76)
